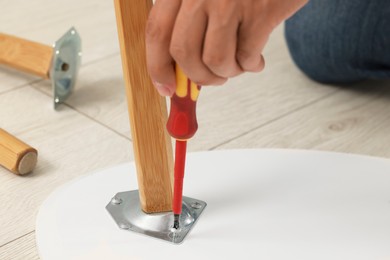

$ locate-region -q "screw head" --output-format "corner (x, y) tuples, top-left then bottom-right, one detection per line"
(111, 196), (122, 205)
(168, 231), (181, 240)
(170, 226), (181, 233)
(119, 223), (130, 230)
(191, 202), (202, 209)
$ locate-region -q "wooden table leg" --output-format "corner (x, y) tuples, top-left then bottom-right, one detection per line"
(113, 0), (174, 213)
(0, 33), (53, 79)
(0, 129), (38, 175)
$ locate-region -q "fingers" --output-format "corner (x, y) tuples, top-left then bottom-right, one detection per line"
(146, 0), (181, 96)
(236, 18), (269, 72)
(146, 0), (272, 95)
(202, 8), (243, 78)
(170, 1), (227, 86)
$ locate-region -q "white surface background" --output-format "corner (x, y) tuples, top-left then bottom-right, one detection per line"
(36, 150), (390, 260)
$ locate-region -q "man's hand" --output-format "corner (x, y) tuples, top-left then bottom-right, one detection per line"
(146, 0), (308, 96)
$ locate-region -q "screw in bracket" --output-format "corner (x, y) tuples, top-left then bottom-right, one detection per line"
(111, 196), (122, 205)
(190, 201), (202, 209)
(119, 223), (131, 230)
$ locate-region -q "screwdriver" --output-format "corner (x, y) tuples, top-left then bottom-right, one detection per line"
(166, 65), (201, 230)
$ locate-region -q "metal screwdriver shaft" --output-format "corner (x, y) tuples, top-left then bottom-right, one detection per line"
(172, 140), (187, 229)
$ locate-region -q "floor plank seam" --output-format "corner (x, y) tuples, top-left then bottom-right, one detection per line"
(0, 79), (43, 96)
(0, 230), (34, 249)
(64, 102), (132, 141)
(29, 85), (132, 142)
(0, 52), (119, 98)
(208, 89), (341, 150)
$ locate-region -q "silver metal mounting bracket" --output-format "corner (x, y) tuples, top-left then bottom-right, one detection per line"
(106, 190), (207, 244)
(51, 27), (82, 109)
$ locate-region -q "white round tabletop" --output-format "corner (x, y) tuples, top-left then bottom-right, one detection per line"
(36, 149), (390, 260)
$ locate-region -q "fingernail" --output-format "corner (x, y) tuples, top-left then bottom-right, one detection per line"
(153, 81), (175, 97)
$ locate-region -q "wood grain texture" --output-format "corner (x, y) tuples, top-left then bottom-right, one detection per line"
(0, 232), (39, 260)
(0, 86), (134, 247)
(187, 25), (337, 151)
(0, 0), (120, 93)
(2, 0), (390, 258)
(0, 33), (52, 79)
(32, 55), (131, 139)
(33, 26), (336, 153)
(0, 0), (119, 65)
(219, 81), (390, 158)
(0, 128), (38, 175)
(114, 0), (173, 213)
(0, 65), (39, 95)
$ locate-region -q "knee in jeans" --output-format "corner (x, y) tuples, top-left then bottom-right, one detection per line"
(284, 8), (365, 83)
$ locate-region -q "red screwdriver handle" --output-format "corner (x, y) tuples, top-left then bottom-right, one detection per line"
(166, 65), (201, 140)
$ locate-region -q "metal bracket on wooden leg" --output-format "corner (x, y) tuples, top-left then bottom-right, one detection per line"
(51, 27), (81, 109)
(106, 190), (207, 244)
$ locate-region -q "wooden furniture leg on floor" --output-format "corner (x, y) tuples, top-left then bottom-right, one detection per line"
(0, 33), (53, 78)
(0, 29), (81, 109)
(0, 128), (38, 175)
(114, 0), (173, 213)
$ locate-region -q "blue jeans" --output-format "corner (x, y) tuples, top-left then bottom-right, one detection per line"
(285, 0), (390, 83)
